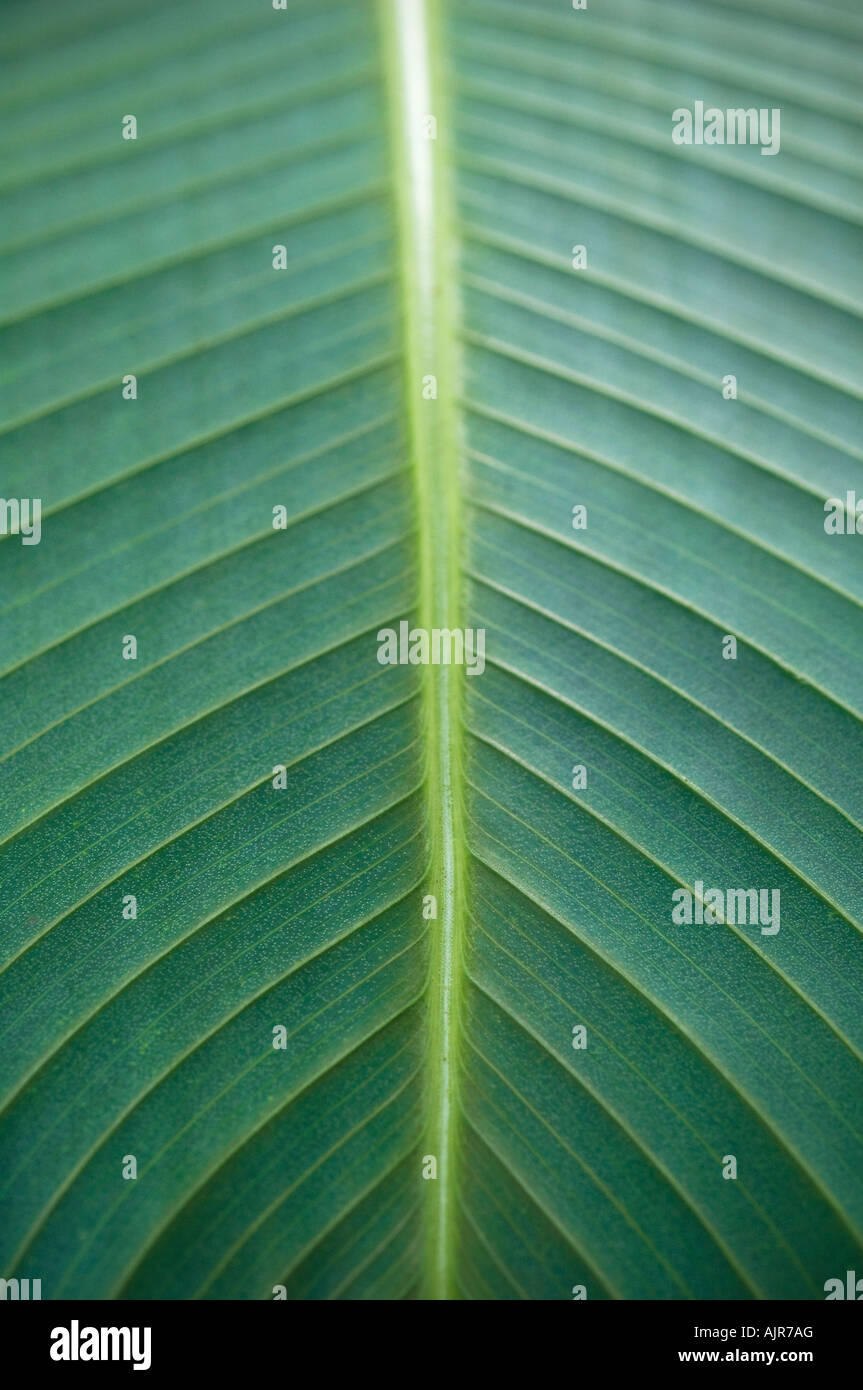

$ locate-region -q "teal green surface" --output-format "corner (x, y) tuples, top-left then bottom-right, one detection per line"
(0, 0), (861, 1300)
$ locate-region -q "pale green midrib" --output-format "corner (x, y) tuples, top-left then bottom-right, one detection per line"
(380, 0), (465, 1299)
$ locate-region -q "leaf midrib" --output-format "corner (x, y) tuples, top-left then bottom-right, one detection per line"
(382, 0), (466, 1299)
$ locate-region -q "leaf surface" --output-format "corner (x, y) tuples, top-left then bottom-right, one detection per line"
(0, 0), (861, 1300)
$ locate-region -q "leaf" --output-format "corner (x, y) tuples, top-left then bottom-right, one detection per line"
(0, 0), (861, 1302)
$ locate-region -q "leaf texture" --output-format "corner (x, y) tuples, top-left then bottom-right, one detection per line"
(0, 0), (426, 1302)
(0, 0), (861, 1302)
(455, 0), (863, 1300)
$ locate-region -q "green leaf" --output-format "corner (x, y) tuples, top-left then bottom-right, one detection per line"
(1, 0), (861, 1302)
